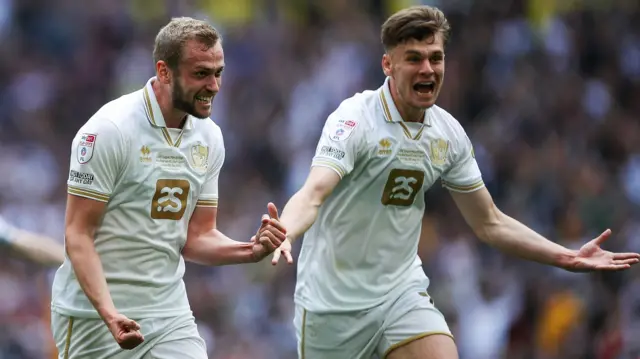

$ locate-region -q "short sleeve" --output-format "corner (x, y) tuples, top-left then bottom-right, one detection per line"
(196, 130), (224, 208)
(311, 114), (364, 178)
(441, 133), (484, 193)
(67, 119), (126, 202)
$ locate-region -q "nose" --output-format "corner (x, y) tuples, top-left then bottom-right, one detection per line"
(206, 77), (220, 93)
(420, 59), (434, 76)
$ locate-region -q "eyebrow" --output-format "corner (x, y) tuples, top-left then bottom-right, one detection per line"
(194, 65), (225, 72)
(404, 49), (444, 57)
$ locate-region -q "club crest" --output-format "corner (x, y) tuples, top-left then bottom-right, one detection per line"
(429, 138), (449, 166)
(190, 142), (209, 171)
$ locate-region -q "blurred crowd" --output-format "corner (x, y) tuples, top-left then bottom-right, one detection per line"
(0, 0), (639, 358)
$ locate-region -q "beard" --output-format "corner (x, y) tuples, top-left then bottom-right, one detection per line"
(171, 79), (209, 119)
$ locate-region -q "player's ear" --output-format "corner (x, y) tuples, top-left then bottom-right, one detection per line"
(382, 53), (392, 77)
(156, 61), (171, 84)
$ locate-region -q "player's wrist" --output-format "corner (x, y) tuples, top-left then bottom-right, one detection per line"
(97, 305), (119, 324)
(285, 235), (295, 245)
(249, 250), (259, 263)
(249, 243), (264, 263)
(555, 248), (579, 271)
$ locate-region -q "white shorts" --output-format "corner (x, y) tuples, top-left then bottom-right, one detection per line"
(294, 278), (453, 359)
(51, 311), (207, 359)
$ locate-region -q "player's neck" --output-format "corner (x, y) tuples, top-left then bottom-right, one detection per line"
(396, 104), (425, 123)
(151, 80), (187, 129)
(164, 110), (188, 129)
(388, 80), (424, 123)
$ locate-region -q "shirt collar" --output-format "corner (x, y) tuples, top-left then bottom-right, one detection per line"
(378, 77), (432, 126)
(143, 77), (193, 130)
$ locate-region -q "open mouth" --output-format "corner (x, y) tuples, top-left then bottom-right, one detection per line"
(413, 81), (435, 94)
(195, 95), (212, 104)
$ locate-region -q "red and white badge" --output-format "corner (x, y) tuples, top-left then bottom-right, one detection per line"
(329, 118), (357, 142)
(77, 133), (97, 164)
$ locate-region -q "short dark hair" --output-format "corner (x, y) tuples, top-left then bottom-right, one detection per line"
(153, 17), (221, 70)
(381, 6), (451, 51)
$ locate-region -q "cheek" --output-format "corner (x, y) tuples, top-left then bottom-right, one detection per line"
(391, 64), (407, 81)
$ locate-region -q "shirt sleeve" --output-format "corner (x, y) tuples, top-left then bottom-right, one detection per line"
(67, 119), (126, 202)
(311, 113), (364, 178)
(196, 129), (224, 208)
(0, 216), (16, 246)
(441, 132), (485, 193)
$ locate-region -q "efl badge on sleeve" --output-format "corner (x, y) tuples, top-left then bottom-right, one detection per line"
(329, 118), (357, 142)
(77, 133), (96, 164)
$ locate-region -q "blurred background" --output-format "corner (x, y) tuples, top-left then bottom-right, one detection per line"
(0, 0), (639, 358)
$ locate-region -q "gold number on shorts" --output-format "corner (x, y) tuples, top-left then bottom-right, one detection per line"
(150, 179), (190, 220)
(381, 169), (425, 207)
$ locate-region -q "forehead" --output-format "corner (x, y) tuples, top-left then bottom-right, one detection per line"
(181, 39), (224, 68)
(392, 33), (445, 56)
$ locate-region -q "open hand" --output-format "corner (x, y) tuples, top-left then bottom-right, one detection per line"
(567, 229), (640, 272)
(271, 237), (293, 266)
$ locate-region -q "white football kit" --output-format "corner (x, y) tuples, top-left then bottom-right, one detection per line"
(294, 77), (484, 358)
(50, 78), (223, 359)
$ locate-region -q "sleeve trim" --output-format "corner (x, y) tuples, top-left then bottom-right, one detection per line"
(67, 186), (110, 202)
(442, 180), (485, 193)
(311, 160), (346, 178)
(196, 199), (218, 207)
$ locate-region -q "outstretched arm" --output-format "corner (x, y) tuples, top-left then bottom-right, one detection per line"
(450, 187), (640, 272)
(183, 203), (286, 266)
(271, 166), (341, 265)
(0, 217), (65, 266)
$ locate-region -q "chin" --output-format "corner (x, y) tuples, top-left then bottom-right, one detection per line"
(413, 99), (436, 109)
(189, 110), (211, 119)
(422, 101), (436, 109)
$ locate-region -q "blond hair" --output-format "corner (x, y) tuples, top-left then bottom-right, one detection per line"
(153, 17), (221, 69)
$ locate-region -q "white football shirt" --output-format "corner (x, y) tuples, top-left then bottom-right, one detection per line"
(51, 77), (224, 319)
(295, 77), (484, 313)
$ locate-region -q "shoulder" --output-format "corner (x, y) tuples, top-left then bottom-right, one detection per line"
(336, 90), (378, 123)
(325, 90), (378, 135)
(75, 116), (123, 149)
(195, 118), (223, 142)
(78, 90), (145, 142)
(429, 105), (468, 140)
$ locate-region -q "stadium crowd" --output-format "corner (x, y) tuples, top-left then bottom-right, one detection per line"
(0, 0), (639, 358)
